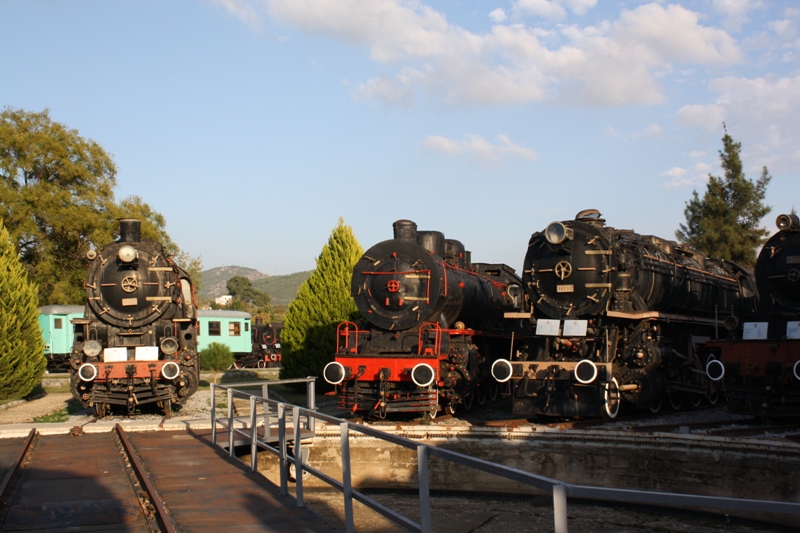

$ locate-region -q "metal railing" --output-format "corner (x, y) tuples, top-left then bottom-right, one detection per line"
(210, 381), (800, 533)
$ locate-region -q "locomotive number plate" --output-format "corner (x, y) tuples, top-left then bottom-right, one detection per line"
(787, 256), (800, 264)
(557, 284), (574, 293)
(121, 298), (138, 306)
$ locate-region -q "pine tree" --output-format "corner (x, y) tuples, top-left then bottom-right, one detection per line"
(676, 125), (771, 267)
(280, 218), (363, 386)
(0, 219), (46, 400)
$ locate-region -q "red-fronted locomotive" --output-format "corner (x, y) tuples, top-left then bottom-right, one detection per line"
(492, 209), (757, 418)
(323, 220), (531, 418)
(706, 213), (800, 417)
(69, 219), (200, 416)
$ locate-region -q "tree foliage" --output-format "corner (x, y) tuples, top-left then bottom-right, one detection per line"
(676, 125), (771, 267)
(226, 275), (271, 315)
(280, 218), (363, 386)
(0, 107), (202, 303)
(0, 219), (46, 400)
(199, 342), (234, 384)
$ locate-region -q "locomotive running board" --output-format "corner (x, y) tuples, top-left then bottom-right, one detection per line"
(606, 310), (723, 326)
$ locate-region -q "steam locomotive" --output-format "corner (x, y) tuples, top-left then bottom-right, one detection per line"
(251, 319), (283, 368)
(706, 213), (800, 417)
(69, 219), (200, 416)
(323, 220), (531, 418)
(492, 209), (757, 418)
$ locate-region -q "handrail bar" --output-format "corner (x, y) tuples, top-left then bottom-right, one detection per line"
(211, 381), (800, 533)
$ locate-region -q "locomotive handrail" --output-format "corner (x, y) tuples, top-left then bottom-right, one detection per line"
(336, 322), (362, 354)
(210, 382), (800, 533)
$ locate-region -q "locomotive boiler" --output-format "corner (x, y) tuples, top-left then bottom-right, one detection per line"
(69, 219), (200, 416)
(492, 209), (756, 418)
(323, 220), (531, 418)
(706, 213), (800, 417)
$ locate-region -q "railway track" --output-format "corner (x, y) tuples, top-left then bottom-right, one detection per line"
(0, 425), (174, 532)
(0, 425), (334, 532)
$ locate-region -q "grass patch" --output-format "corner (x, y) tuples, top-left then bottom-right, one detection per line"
(31, 399), (84, 423)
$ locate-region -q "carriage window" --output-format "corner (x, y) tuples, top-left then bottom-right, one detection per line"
(229, 322), (241, 336)
(208, 321), (221, 336)
(245, 322), (249, 332)
(54, 318), (63, 329)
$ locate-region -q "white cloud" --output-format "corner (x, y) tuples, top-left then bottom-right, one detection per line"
(515, 0), (567, 20)
(215, 0), (741, 108)
(423, 134), (537, 164)
(713, 0), (758, 31)
(660, 163), (711, 189)
(212, 0), (263, 31)
(679, 75), (800, 171)
(489, 8), (507, 23)
(606, 123), (663, 141)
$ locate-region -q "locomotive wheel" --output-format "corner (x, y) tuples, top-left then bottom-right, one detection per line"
(94, 403), (108, 418)
(463, 393), (474, 410)
(489, 381), (499, 402)
(428, 405), (440, 419)
(668, 389), (684, 410)
(602, 378), (621, 419)
(690, 394), (702, 408)
(257, 360), (266, 369)
(445, 403), (457, 416)
(477, 385), (487, 406)
(232, 360), (243, 370)
(707, 389), (720, 405)
(648, 397), (663, 414)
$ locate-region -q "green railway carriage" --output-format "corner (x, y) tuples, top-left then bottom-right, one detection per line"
(197, 310), (252, 358)
(38, 305), (84, 371)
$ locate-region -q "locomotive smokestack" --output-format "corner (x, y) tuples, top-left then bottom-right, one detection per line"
(118, 219), (142, 243)
(393, 220), (418, 242)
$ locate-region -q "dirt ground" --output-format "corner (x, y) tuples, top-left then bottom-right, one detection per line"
(0, 393), (75, 424)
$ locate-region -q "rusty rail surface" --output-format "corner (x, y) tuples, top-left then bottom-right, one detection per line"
(115, 424), (178, 533)
(212, 380), (800, 533)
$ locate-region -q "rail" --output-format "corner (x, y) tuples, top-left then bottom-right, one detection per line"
(210, 381), (800, 533)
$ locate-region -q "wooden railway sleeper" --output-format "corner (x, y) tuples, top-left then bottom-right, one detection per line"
(0, 429), (37, 527)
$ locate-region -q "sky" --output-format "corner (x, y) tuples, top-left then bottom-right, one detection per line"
(1, 0), (798, 276)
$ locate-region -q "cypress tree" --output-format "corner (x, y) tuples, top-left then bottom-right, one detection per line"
(280, 218), (363, 386)
(676, 125), (771, 267)
(0, 219), (46, 400)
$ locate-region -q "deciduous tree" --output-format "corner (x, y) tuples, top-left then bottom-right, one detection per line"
(280, 218), (363, 386)
(0, 107), (202, 302)
(0, 219), (46, 400)
(676, 125), (771, 267)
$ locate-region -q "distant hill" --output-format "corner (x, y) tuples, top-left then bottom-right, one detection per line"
(251, 271), (312, 307)
(199, 266), (311, 307)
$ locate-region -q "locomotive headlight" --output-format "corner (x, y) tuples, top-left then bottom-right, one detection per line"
(793, 361), (800, 381)
(118, 245), (137, 263)
(491, 359), (514, 383)
(411, 363), (436, 387)
(706, 358), (725, 381)
(777, 213), (800, 231)
(323, 362), (346, 385)
(78, 363), (98, 382)
(160, 337), (179, 356)
(83, 340), (102, 358)
(161, 361), (181, 380)
(574, 359), (598, 384)
(544, 222), (573, 245)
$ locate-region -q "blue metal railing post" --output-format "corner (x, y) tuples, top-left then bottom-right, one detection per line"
(210, 383), (217, 445)
(293, 406), (304, 508)
(278, 402), (288, 496)
(340, 422), (354, 533)
(227, 387), (234, 457)
(554, 484), (568, 533)
(417, 445), (431, 533)
(250, 395), (258, 472)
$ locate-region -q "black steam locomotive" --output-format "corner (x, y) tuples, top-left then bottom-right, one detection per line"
(323, 220), (531, 418)
(706, 213), (800, 417)
(70, 219), (200, 416)
(243, 318), (283, 368)
(492, 209), (757, 418)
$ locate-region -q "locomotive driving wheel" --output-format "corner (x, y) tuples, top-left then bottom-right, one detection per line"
(602, 377), (621, 419)
(93, 403), (109, 418)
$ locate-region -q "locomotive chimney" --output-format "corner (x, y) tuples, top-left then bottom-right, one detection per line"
(393, 219), (418, 242)
(118, 218), (142, 243)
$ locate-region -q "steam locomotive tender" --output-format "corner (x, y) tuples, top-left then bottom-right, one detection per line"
(70, 219), (200, 416)
(323, 220), (530, 418)
(706, 214), (800, 417)
(492, 210), (756, 418)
